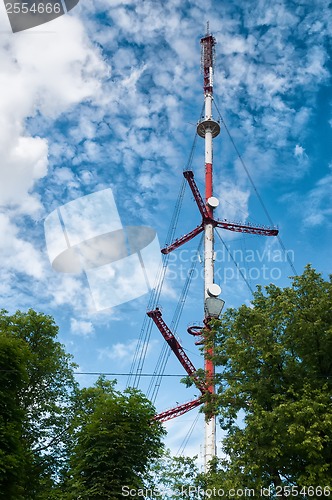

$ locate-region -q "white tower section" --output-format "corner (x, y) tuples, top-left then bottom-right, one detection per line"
(197, 26), (221, 472)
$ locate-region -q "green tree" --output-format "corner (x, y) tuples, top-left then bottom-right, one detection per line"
(66, 377), (166, 499)
(0, 309), (78, 499)
(146, 450), (204, 499)
(0, 332), (30, 499)
(207, 266), (332, 495)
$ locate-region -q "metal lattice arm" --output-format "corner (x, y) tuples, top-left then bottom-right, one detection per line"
(215, 219), (278, 236)
(183, 170), (209, 219)
(161, 224), (204, 254)
(153, 397), (202, 423)
(147, 309), (208, 394)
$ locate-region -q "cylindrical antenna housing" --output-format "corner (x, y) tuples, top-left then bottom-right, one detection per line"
(200, 29), (216, 94)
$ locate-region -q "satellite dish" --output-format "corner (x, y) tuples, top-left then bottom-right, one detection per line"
(207, 283), (221, 297)
(207, 196), (219, 209)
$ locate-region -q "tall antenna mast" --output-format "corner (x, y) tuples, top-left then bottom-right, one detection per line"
(198, 23), (221, 470)
(148, 24), (278, 475)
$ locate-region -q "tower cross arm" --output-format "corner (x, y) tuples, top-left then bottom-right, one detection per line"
(161, 224), (204, 254)
(153, 397), (203, 423)
(183, 170), (209, 219)
(215, 219), (279, 236)
(147, 308), (208, 394)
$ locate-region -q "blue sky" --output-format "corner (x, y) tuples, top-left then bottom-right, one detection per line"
(0, 0), (331, 464)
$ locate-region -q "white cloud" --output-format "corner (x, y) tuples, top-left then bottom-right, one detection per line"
(98, 338), (158, 365)
(294, 144), (305, 158)
(0, 9), (108, 300)
(281, 171), (332, 228)
(48, 274), (92, 311)
(305, 173), (332, 227)
(0, 213), (45, 279)
(0, 134), (48, 215)
(0, 15), (106, 209)
(70, 317), (95, 337)
(214, 181), (250, 228)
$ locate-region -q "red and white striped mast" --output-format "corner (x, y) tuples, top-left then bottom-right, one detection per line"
(197, 22), (221, 470)
(149, 24), (278, 474)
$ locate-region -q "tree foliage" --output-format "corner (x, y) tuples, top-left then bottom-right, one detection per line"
(0, 331), (30, 499)
(0, 309), (166, 499)
(0, 309), (78, 499)
(66, 377), (166, 499)
(3, 266), (330, 498)
(146, 450), (203, 499)
(207, 266), (332, 494)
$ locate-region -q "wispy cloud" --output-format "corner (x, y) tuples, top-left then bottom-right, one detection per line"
(70, 317), (95, 337)
(0, 214), (45, 279)
(303, 172), (332, 227)
(281, 169), (332, 228)
(98, 338), (158, 365)
(0, 0), (330, 314)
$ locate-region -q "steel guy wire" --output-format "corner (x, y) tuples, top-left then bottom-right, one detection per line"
(213, 100), (298, 276)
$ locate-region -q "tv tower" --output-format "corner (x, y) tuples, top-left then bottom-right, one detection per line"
(198, 22), (221, 469)
(148, 25), (278, 472)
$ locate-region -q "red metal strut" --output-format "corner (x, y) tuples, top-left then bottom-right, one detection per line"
(161, 224), (204, 255)
(148, 308), (209, 422)
(147, 308), (208, 396)
(215, 219), (278, 236)
(162, 170), (278, 256)
(183, 170), (209, 219)
(153, 170), (278, 422)
(153, 397), (203, 423)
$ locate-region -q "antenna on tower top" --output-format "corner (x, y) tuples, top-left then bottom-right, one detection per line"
(200, 25), (216, 94)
